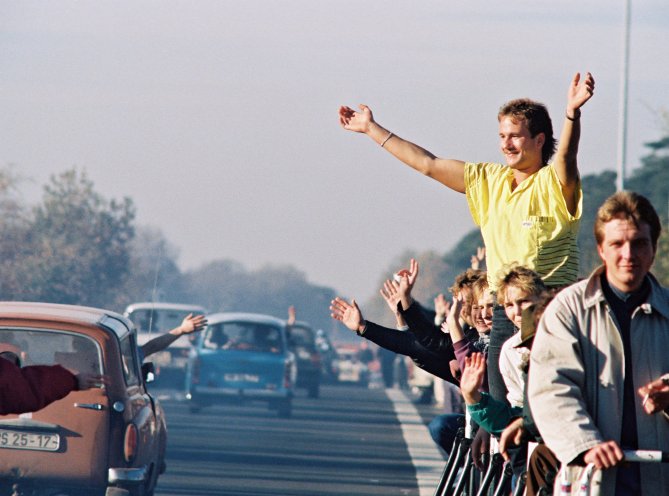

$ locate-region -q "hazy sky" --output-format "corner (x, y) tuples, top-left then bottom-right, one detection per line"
(2, 1), (668, 302)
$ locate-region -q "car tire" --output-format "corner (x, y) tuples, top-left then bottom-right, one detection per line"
(277, 399), (292, 418)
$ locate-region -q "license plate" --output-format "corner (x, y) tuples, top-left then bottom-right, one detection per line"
(0, 429), (60, 452)
(224, 373), (259, 383)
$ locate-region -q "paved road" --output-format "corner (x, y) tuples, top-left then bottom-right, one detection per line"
(153, 384), (446, 496)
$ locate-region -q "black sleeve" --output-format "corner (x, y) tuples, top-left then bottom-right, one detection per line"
(400, 301), (454, 354)
(362, 321), (457, 385)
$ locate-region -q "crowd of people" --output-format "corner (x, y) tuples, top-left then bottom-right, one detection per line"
(332, 71), (669, 495)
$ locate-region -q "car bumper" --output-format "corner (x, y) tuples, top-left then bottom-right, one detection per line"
(108, 466), (148, 485)
(189, 387), (291, 400)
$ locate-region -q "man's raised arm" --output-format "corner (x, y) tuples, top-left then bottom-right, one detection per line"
(553, 72), (595, 216)
(339, 104), (466, 193)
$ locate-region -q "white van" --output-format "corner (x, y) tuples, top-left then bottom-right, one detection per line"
(123, 302), (208, 372)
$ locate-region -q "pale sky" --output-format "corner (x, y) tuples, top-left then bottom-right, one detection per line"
(2, 1), (668, 302)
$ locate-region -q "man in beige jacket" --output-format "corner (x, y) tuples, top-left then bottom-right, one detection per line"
(528, 191), (669, 495)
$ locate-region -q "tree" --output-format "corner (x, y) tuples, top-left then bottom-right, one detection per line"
(118, 226), (187, 310)
(16, 169), (135, 308)
(185, 260), (337, 331)
(0, 166), (31, 299)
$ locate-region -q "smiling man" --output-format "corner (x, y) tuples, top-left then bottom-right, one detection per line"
(528, 191), (669, 496)
(339, 72), (595, 406)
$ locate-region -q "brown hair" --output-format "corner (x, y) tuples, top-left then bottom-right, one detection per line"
(498, 98), (556, 166)
(449, 268), (485, 296)
(471, 276), (490, 303)
(594, 191), (662, 251)
(496, 264), (547, 306)
(449, 269), (485, 327)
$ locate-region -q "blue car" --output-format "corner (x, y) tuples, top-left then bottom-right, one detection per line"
(185, 313), (296, 417)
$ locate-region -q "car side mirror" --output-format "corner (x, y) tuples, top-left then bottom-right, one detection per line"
(142, 362), (156, 383)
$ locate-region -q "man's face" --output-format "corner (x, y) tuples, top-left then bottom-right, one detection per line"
(597, 218), (655, 293)
(472, 289), (494, 334)
(503, 286), (541, 329)
(498, 116), (544, 174)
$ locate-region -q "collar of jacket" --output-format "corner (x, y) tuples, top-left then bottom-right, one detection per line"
(582, 265), (669, 321)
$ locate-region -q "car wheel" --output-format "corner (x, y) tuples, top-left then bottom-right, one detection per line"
(277, 399), (292, 418)
(307, 382), (320, 399)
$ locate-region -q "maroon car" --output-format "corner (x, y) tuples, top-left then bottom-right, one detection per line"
(0, 302), (167, 496)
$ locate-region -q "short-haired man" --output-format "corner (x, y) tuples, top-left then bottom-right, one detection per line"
(528, 191), (669, 495)
(340, 72), (595, 405)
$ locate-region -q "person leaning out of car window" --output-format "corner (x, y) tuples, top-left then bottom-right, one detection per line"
(0, 343), (105, 415)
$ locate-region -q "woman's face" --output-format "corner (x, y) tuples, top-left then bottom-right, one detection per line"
(459, 287), (474, 327)
(503, 285), (541, 329)
(472, 289), (494, 334)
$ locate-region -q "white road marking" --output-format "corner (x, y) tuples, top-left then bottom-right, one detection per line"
(385, 388), (446, 496)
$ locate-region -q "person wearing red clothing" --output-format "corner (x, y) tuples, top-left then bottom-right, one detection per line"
(0, 352), (103, 415)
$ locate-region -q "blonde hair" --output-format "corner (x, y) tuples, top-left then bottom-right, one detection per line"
(496, 264), (546, 306)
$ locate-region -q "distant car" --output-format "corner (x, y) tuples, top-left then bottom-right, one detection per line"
(315, 329), (338, 383)
(123, 302), (208, 374)
(286, 321), (322, 398)
(334, 347), (370, 387)
(185, 313), (296, 418)
(0, 302), (167, 496)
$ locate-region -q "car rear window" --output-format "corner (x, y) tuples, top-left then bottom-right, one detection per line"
(127, 308), (198, 333)
(0, 328), (102, 375)
(287, 326), (315, 349)
(203, 322), (283, 353)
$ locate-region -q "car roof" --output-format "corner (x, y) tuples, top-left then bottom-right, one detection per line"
(205, 312), (286, 328)
(123, 302), (208, 314)
(289, 320), (313, 330)
(0, 301), (132, 339)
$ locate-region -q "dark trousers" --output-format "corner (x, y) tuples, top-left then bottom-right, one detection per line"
(428, 413), (464, 456)
(527, 443), (560, 496)
(488, 304), (516, 405)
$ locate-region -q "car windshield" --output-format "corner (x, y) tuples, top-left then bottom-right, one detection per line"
(287, 326), (315, 349)
(203, 322), (283, 353)
(0, 328), (102, 375)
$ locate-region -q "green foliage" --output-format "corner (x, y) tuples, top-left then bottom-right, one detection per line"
(119, 226), (188, 308)
(576, 170), (617, 276)
(3, 169), (136, 308)
(184, 260), (337, 331)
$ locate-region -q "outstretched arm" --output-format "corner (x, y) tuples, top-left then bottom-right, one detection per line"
(379, 279), (407, 328)
(396, 258), (419, 311)
(141, 313), (208, 358)
(553, 72), (595, 215)
(329, 297), (366, 334)
(338, 104), (466, 192)
(445, 295), (466, 343)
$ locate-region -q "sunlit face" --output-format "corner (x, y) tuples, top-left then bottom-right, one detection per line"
(471, 289), (494, 334)
(597, 218), (655, 293)
(503, 286), (541, 329)
(459, 287), (474, 327)
(498, 116), (544, 174)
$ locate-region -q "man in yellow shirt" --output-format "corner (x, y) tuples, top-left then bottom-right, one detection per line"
(339, 72), (595, 404)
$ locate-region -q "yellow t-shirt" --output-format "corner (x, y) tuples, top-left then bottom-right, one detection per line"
(464, 162), (582, 290)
